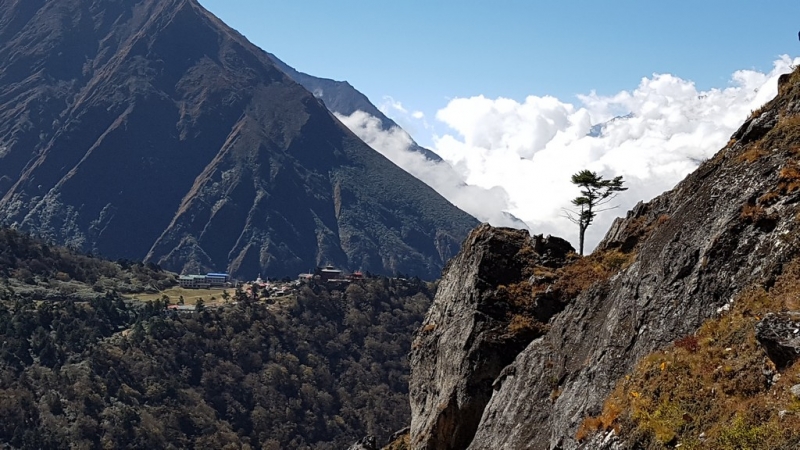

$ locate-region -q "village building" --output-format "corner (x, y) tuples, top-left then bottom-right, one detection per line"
(298, 266), (364, 284)
(206, 272), (230, 287)
(316, 265), (342, 282)
(178, 272), (230, 289)
(297, 273), (314, 283)
(167, 304), (197, 312)
(348, 271), (364, 281)
(178, 274), (211, 289)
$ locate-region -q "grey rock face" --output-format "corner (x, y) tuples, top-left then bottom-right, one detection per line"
(469, 144), (800, 449)
(532, 234), (574, 268)
(408, 76), (800, 449)
(408, 224), (573, 450)
(733, 109), (778, 144)
(756, 312), (800, 369)
(575, 430), (624, 450)
(347, 435), (377, 450)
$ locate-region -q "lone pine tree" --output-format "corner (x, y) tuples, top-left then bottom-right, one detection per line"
(564, 170), (627, 255)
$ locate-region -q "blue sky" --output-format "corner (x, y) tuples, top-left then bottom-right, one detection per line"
(196, 0), (800, 251)
(198, 0), (799, 133)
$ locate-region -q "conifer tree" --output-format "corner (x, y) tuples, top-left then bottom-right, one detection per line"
(564, 170), (627, 255)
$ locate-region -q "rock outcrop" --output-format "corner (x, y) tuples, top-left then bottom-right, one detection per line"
(756, 312), (800, 369)
(408, 68), (800, 449)
(409, 225), (573, 450)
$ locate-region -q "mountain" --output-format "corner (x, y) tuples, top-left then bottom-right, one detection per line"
(0, 0), (478, 279)
(273, 59), (536, 232)
(265, 52), (443, 162)
(587, 112), (634, 138)
(398, 69), (800, 448)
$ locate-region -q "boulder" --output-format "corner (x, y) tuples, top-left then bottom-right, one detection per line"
(756, 312), (800, 369)
(732, 110), (778, 144)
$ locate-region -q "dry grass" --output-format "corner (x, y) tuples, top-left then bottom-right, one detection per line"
(499, 248), (635, 336)
(763, 115), (800, 153)
(382, 432), (409, 450)
(498, 282), (537, 309)
(748, 105), (767, 120)
(778, 161), (800, 194)
(129, 287), (229, 305)
(507, 314), (542, 335)
(551, 250), (634, 299)
(757, 191), (781, 207)
(757, 160), (800, 207)
(576, 258), (800, 449)
(512, 250), (634, 305)
(740, 203), (768, 223)
(674, 335), (699, 353)
(735, 145), (767, 163)
(575, 399), (623, 441)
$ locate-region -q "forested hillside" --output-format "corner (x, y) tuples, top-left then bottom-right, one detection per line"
(0, 229), (432, 449)
(0, 227), (176, 296)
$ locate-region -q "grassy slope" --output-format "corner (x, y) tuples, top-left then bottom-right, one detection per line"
(578, 258), (800, 449)
(576, 68), (800, 449)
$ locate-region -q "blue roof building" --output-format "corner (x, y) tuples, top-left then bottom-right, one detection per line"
(206, 273), (230, 287)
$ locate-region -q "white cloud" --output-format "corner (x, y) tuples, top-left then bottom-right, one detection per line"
(380, 96), (407, 114)
(334, 111), (525, 230)
(430, 55), (800, 252)
(338, 56), (798, 254)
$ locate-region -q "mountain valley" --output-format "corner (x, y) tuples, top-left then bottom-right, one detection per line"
(3, 1), (800, 449)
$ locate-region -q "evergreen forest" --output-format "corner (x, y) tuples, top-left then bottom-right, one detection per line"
(0, 228), (431, 449)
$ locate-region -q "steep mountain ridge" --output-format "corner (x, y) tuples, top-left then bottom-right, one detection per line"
(0, 0), (477, 279)
(406, 68), (800, 449)
(265, 52), (443, 162)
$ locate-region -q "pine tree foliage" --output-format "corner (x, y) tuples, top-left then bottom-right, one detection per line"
(564, 170), (627, 255)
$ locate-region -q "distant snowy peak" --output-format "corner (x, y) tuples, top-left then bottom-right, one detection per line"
(587, 112), (635, 138)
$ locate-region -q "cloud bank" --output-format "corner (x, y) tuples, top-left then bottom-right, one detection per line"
(340, 55), (800, 253)
(335, 111), (526, 229)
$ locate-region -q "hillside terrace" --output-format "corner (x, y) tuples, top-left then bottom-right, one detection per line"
(140, 266), (369, 309)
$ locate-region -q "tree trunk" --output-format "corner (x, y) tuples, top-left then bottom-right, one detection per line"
(578, 224), (586, 256)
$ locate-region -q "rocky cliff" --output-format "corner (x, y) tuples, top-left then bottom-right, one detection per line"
(409, 225), (574, 449)
(0, 0), (477, 279)
(406, 68), (800, 449)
